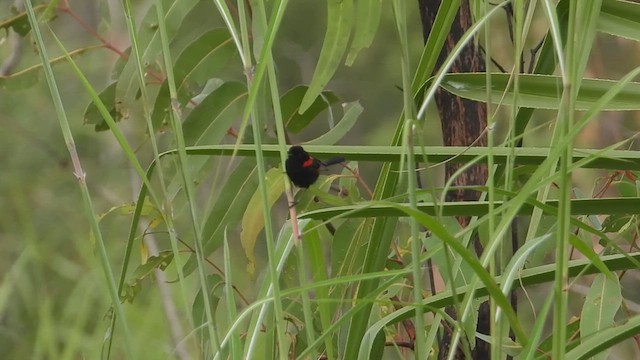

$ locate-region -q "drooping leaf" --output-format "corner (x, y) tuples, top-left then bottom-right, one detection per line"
(240, 167), (285, 277)
(151, 28), (236, 128)
(182, 158), (259, 277)
(281, 85), (340, 133)
(345, 0), (382, 65)
(0, 3), (48, 36)
(0, 46), (98, 91)
(132, 251), (175, 278)
(601, 214), (633, 233)
(121, 251), (174, 303)
(115, 0), (202, 110)
(440, 73), (640, 111)
(580, 274), (621, 360)
(568, 234), (615, 280)
(565, 315), (640, 360)
(84, 82), (122, 131)
(299, 0), (353, 112)
(182, 81), (247, 145)
(186, 78), (225, 109)
(307, 101), (363, 145)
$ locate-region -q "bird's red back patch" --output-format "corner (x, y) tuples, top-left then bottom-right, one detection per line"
(303, 158), (315, 168)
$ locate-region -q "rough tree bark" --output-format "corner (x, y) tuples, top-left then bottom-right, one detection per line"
(416, 1), (491, 359)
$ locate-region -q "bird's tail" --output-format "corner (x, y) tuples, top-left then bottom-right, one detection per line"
(321, 156), (345, 167)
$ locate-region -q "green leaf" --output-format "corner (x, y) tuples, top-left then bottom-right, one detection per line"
(192, 274), (224, 347)
(511, 0), (569, 138)
(383, 202), (526, 342)
(571, 0), (602, 91)
(186, 78), (225, 108)
(345, 0), (382, 65)
(151, 28), (236, 128)
(527, 315), (581, 359)
(300, 197), (640, 219)
(182, 159), (259, 277)
(173, 29), (236, 88)
(423, 218), (470, 288)
(302, 226), (333, 350)
(182, 81), (247, 145)
(83, 82), (121, 131)
(579, 274), (621, 360)
(240, 167), (285, 277)
(121, 251), (174, 303)
(332, 218), (368, 277)
(0, 3), (48, 36)
(355, 252), (640, 360)
(0, 46), (97, 91)
(131, 251), (174, 278)
(307, 101), (363, 145)
(498, 234), (552, 295)
(115, 0), (202, 109)
(441, 73), (640, 111)
(601, 214), (633, 233)
(300, 0), (353, 112)
(598, 0), (640, 41)
(281, 85), (340, 134)
(338, 160), (361, 202)
(411, 0), (460, 93)
(174, 144), (640, 171)
(566, 315), (640, 360)
(616, 180), (639, 198)
(568, 234), (615, 280)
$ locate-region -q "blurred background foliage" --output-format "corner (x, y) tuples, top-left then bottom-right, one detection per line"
(3, 0), (640, 359)
(0, 1), (420, 358)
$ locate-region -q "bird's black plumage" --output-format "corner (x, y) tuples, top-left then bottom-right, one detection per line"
(285, 146), (344, 188)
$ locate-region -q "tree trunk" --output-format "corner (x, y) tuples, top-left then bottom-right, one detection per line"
(417, 1), (490, 359)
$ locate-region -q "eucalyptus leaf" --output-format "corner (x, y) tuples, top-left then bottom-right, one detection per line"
(299, 0), (353, 112)
(84, 82), (121, 131)
(0, 4), (47, 36)
(345, 0), (381, 65)
(281, 85), (340, 133)
(441, 73), (640, 111)
(151, 28), (236, 128)
(182, 81), (247, 145)
(307, 101), (363, 145)
(115, 0), (202, 108)
(579, 274), (621, 360)
(240, 167), (285, 277)
(0, 46), (97, 91)
(183, 159), (258, 277)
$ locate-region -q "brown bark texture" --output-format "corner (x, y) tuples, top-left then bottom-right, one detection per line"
(417, 1), (490, 359)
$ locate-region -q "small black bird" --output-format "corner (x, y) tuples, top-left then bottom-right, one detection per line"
(285, 145), (344, 188)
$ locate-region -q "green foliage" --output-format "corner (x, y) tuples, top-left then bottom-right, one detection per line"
(441, 74), (640, 111)
(299, 0), (354, 112)
(280, 85), (340, 134)
(6, 0), (640, 359)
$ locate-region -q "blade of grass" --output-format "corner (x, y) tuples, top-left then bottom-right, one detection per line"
(236, 0), (291, 358)
(23, 0), (134, 358)
(153, 0), (220, 352)
(118, 0), (196, 355)
(392, 0), (426, 358)
(153, 144), (640, 170)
